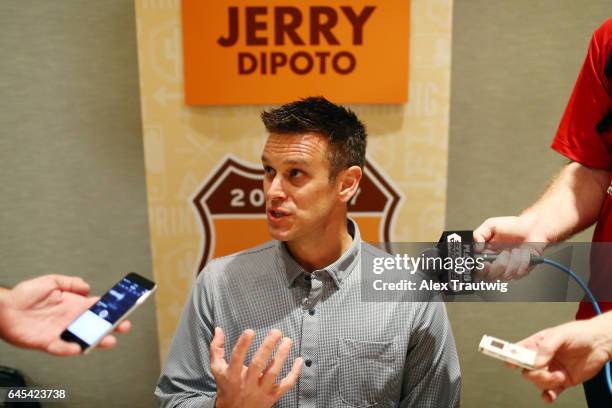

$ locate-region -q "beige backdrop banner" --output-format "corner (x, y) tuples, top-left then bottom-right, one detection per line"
(135, 0), (453, 361)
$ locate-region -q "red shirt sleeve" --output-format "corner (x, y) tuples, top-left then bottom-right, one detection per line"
(551, 18), (612, 169)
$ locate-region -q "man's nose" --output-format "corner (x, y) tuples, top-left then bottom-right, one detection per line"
(266, 175), (286, 201)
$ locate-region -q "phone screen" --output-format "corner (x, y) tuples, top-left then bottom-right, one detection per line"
(63, 273), (154, 348)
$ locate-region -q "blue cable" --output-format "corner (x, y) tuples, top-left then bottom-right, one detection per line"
(541, 258), (612, 396)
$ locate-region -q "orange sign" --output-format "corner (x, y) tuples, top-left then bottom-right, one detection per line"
(181, 0), (411, 105)
(192, 156), (402, 273)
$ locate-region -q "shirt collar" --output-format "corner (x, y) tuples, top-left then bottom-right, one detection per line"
(279, 218), (361, 288)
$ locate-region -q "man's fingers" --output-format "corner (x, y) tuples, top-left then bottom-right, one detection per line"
(473, 221), (493, 243)
(115, 320), (132, 334)
(228, 329), (256, 377)
(47, 339), (83, 356)
(502, 249), (521, 280)
(487, 250), (509, 280)
(534, 334), (565, 368)
(515, 248), (532, 279)
(260, 337), (293, 390)
(523, 368), (566, 390)
(515, 330), (557, 370)
(210, 327), (228, 375)
(541, 385), (565, 403)
(502, 248), (531, 280)
(52, 275), (91, 296)
(97, 335), (118, 349)
(474, 257), (491, 280)
(550, 385), (566, 401)
(276, 357), (303, 396)
(210, 327), (226, 358)
(246, 329), (282, 385)
(541, 390), (554, 403)
(97, 322), (131, 348)
(516, 331), (544, 350)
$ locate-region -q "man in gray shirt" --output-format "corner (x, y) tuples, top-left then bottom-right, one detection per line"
(155, 97), (461, 407)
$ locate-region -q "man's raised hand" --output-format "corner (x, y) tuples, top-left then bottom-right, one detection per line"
(210, 327), (303, 408)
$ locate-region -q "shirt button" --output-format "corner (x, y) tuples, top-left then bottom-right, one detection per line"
(309, 309), (315, 316)
(305, 359), (312, 367)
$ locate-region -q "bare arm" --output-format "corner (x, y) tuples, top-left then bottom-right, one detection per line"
(520, 161), (609, 243)
(474, 162), (609, 280)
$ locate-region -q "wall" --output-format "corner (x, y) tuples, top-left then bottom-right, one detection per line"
(447, 1), (610, 406)
(0, 1), (160, 406)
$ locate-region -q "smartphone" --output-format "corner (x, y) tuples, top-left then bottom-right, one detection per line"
(61, 272), (156, 353)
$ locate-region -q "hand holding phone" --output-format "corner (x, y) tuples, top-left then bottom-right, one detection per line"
(61, 272), (156, 353)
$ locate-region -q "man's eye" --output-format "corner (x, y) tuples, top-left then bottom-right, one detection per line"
(263, 166), (275, 175)
(289, 169), (302, 178)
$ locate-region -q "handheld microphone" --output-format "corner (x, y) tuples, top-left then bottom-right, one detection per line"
(436, 231), (476, 293)
(434, 231), (544, 293)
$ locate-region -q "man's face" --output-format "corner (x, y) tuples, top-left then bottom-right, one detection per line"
(261, 132), (340, 243)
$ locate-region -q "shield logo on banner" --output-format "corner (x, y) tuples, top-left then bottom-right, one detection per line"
(193, 155), (402, 274)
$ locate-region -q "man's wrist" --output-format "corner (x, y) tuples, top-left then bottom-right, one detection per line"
(215, 395), (247, 408)
(517, 211), (554, 244)
(592, 312), (612, 359)
(214, 396), (234, 408)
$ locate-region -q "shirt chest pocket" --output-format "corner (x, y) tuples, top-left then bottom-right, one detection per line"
(337, 338), (402, 407)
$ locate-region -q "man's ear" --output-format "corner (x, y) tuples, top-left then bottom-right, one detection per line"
(337, 165), (362, 203)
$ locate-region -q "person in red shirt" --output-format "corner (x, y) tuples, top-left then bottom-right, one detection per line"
(474, 18), (612, 405)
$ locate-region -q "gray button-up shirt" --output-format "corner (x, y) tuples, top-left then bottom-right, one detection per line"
(155, 220), (461, 407)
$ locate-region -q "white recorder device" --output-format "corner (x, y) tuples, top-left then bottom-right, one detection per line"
(478, 335), (537, 370)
